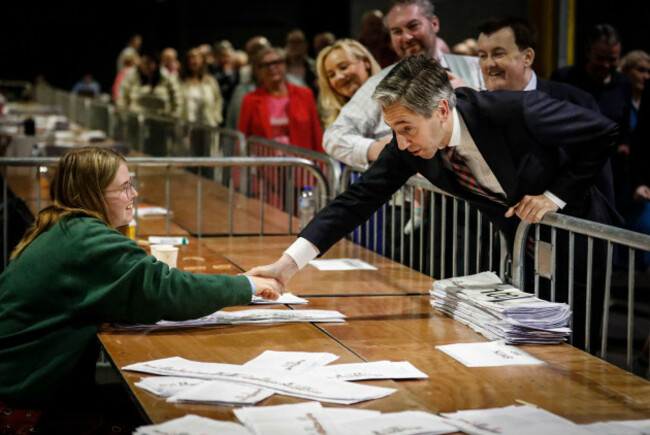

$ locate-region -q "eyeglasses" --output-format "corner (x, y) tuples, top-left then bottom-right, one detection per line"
(105, 178), (136, 200)
(634, 66), (650, 74)
(259, 59), (285, 69)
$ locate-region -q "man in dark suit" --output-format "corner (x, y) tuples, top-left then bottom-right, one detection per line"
(248, 56), (618, 349)
(476, 17), (615, 205)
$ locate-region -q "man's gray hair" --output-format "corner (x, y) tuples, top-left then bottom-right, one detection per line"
(384, 0), (435, 20)
(372, 55), (456, 117)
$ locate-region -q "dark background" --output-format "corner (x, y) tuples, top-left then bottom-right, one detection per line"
(1, 0), (648, 92)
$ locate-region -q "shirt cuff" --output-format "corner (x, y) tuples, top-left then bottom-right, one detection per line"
(543, 190), (566, 209)
(244, 275), (256, 295)
(352, 137), (376, 168)
(283, 237), (320, 270)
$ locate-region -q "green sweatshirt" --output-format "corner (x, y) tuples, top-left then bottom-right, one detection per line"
(0, 216), (252, 406)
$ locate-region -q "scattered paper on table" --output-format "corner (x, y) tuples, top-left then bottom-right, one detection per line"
(436, 341), (546, 367)
(244, 350), (339, 373)
(579, 419), (650, 434)
(168, 379), (274, 406)
(441, 405), (590, 435)
(312, 360), (428, 381)
(251, 292), (308, 305)
(148, 236), (188, 245)
(134, 414), (250, 435)
(309, 258), (377, 271)
(138, 206), (170, 216)
(123, 357), (395, 405)
(135, 376), (205, 397)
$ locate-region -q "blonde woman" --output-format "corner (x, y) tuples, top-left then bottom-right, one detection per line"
(316, 39), (381, 128)
(179, 47), (224, 126)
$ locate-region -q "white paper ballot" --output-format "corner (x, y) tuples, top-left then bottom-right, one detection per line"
(135, 376), (205, 397)
(435, 341), (546, 367)
(134, 414), (250, 435)
(168, 379), (273, 406)
(309, 258), (377, 271)
(579, 419), (650, 435)
(331, 411), (457, 435)
(138, 206), (170, 216)
(251, 293), (308, 305)
(244, 350), (339, 373)
(121, 309), (346, 328)
(123, 357), (396, 405)
(441, 405), (590, 435)
(312, 361), (428, 381)
(148, 236), (187, 245)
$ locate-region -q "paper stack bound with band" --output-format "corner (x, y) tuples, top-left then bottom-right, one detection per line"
(430, 272), (572, 345)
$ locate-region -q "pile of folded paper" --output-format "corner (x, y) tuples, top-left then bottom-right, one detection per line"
(430, 272), (571, 344)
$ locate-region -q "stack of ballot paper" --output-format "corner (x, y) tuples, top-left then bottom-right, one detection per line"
(125, 350), (428, 406)
(121, 309), (345, 328)
(430, 272), (571, 344)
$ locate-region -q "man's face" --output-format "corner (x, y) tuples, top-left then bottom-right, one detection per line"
(386, 4), (439, 58)
(382, 102), (449, 159)
(586, 41), (621, 82)
(477, 27), (534, 91)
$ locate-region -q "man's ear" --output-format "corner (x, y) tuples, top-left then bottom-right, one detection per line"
(523, 47), (535, 68)
(437, 99), (450, 120)
(431, 15), (440, 33)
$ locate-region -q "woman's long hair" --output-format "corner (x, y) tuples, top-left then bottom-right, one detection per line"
(316, 39), (381, 128)
(11, 147), (126, 260)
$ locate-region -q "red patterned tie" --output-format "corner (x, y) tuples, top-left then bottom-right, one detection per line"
(444, 147), (507, 205)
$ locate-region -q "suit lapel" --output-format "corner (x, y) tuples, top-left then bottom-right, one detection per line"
(456, 96), (518, 205)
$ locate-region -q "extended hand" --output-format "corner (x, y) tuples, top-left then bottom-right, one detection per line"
(505, 194), (559, 224)
(246, 254), (299, 290)
(248, 276), (283, 300)
(634, 185), (650, 202)
(367, 136), (392, 162)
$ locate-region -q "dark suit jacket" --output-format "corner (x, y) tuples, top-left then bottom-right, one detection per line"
(536, 77), (616, 206)
(302, 88), (619, 254)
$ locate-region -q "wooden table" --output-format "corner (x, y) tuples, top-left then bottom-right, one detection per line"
(98, 236), (650, 426)
(202, 235), (433, 296)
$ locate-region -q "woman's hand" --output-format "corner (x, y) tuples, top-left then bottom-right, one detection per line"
(248, 276), (283, 300)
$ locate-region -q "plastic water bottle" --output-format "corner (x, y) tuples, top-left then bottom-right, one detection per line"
(298, 186), (316, 231)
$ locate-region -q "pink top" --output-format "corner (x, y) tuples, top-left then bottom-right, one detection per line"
(266, 95), (290, 144)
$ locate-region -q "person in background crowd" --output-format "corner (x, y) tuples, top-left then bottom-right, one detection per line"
(238, 47), (322, 152)
(71, 74), (101, 97)
(619, 50), (650, 133)
(313, 32), (336, 57)
(178, 47), (223, 126)
(316, 39), (381, 128)
(117, 33), (142, 73)
(0, 147), (280, 432)
(285, 29), (319, 95)
(621, 57), (650, 273)
(232, 50), (248, 72)
(112, 52), (138, 102)
(117, 51), (179, 116)
(225, 36), (272, 129)
(199, 43), (218, 75)
(551, 24), (632, 210)
(214, 40), (240, 121)
(475, 16), (615, 207)
(324, 0), (484, 169)
(357, 9), (399, 68)
(161, 47), (180, 80)
(452, 38), (478, 56)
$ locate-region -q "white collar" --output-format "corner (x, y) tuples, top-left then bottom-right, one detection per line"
(524, 70), (537, 91)
(447, 108), (461, 148)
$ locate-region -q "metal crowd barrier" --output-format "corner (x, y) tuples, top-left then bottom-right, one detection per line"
(512, 213), (650, 369)
(1, 156), (329, 268)
(341, 165), (509, 280)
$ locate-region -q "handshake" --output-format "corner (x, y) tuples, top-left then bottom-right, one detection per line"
(244, 254), (300, 301)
